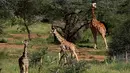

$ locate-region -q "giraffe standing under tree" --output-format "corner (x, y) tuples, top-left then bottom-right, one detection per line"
(52, 27), (79, 62)
(90, 2), (108, 49)
(18, 40), (29, 73)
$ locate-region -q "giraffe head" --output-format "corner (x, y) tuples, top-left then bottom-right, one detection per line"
(92, 3), (96, 8)
(22, 39), (29, 45)
(51, 26), (57, 34)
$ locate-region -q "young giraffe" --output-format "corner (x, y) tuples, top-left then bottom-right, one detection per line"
(18, 40), (29, 73)
(90, 2), (108, 49)
(52, 27), (79, 61)
(58, 44), (68, 64)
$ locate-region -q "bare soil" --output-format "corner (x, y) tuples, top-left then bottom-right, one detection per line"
(10, 34), (49, 39)
(0, 33), (106, 62)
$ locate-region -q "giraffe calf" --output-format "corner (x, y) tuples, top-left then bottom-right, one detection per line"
(18, 40), (29, 73)
(18, 53), (29, 73)
(59, 44), (78, 65)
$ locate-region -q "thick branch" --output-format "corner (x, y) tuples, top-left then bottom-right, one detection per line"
(69, 22), (88, 40)
(53, 25), (64, 30)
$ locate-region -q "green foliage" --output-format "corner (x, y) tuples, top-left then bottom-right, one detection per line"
(40, 0), (91, 42)
(41, 0), (90, 20)
(109, 0), (130, 56)
(0, 0), (12, 18)
(46, 35), (56, 44)
(45, 60), (89, 73)
(110, 62), (130, 71)
(109, 20), (130, 55)
(0, 24), (3, 34)
(30, 47), (48, 67)
(0, 38), (7, 43)
(61, 61), (88, 73)
(0, 51), (8, 59)
(14, 0), (39, 20)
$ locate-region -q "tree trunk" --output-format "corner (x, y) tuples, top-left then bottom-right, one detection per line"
(125, 51), (128, 63)
(23, 12), (31, 41)
(24, 22), (31, 41)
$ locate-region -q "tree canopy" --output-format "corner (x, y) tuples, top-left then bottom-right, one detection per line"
(109, 0), (130, 56)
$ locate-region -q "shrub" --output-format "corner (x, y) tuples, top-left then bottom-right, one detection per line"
(0, 38), (7, 43)
(30, 47), (48, 67)
(0, 51), (8, 59)
(49, 60), (89, 73)
(109, 20), (130, 57)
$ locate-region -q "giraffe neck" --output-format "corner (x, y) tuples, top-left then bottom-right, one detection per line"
(23, 44), (27, 57)
(54, 30), (66, 44)
(92, 7), (96, 19)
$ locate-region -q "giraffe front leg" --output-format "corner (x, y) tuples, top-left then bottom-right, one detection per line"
(58, 52), (61, 61)
(25, 65), (28, 73)
(91, 28), (97, 49)
(22, 65), (25, 73)
(59, 52), (65, 64)
(93, 33), (97, 49)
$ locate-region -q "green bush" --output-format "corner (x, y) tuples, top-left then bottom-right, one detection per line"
(109, 19), (130, 56)
(110, 62), (130, 71)
(46, 35), (57, 44)
(109, 0), (130, 57)
(0, 51), (8, 59)
(0, 38), (7, 43)
(30, 47), (48, 67)
(49, 60), (89, 73)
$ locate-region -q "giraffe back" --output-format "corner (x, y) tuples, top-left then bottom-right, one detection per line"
(62, 40), (76, 51)
(91, 19), (106, 34)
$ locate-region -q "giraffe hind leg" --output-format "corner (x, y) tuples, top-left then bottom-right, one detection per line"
(73, 51), (79, 61)
(71, 49), (79, 61)
(102, 34), (108, 49)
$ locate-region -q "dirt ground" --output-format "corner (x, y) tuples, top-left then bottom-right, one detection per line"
(0, 34), (106, 62)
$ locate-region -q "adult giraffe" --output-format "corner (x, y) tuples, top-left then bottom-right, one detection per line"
(90, 2), (108, 49)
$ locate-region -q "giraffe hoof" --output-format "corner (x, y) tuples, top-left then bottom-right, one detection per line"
(106, 47), (108, 50)
(94, 47), (97, 49)
(94, 45), (97, 49)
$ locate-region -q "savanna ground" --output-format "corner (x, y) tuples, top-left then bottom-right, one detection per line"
(0, 22), (130, 73)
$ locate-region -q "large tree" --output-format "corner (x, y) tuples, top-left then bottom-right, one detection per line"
(40, 0), (120, 42)
(109, 0), (130, 58)
(0, 0), (12, 34)
(41, 0), (92, 42)
(14, 0), (40, 40)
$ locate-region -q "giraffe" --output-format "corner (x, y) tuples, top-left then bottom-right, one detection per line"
(18, 40), (29, 73)
(51, 27), (79, 61)
(90, 2), (108, 49)
(58, 44), (68, 64)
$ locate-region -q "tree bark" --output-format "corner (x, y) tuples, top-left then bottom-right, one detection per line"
(125, 51), (128, 63)
(24, 22), (31, 41)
